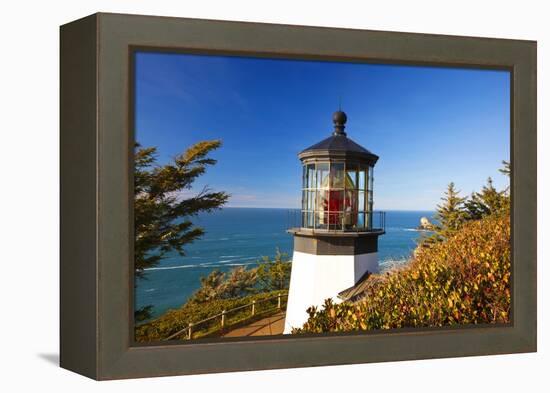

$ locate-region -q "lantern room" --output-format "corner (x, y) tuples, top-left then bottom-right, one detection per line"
(298, 110), (379, 231)
(284, 109), (385, 333)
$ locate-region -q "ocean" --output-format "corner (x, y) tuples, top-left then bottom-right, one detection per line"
(135, 208), (435, 319)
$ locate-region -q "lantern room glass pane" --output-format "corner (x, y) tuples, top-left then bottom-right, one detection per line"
(330, 163), (345, 188)
(303, 212), (313, 228)
(346, 169), (357, 189)
(368, 166), (374, 191)
(358, 191), (365, 212)
(315, 211), (328, 229)
(307, 164), (316, 189)
(342, 213), (354, 229)
(316, 190), (329, 211)
(302, 190), (307, 210)
(307, 191), (315, 210)
(301, 211), (313, 229)
(343, 194), (357, 228)
(316, 163), (330, 188)
(357, 212), (365, 228)
(358, 169), (366, 190)
(344, 190), (357, 212)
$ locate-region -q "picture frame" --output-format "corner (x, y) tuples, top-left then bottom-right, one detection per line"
(60, 12), (537, 380)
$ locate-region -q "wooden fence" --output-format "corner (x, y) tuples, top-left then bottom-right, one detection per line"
(165, 292), (288, 341)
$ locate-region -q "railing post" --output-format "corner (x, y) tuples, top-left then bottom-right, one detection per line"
(221, 310), (226, 328)
(188, 322), (193, 340)
(277, 293), (281, 309)
(251, 300), (256, 316)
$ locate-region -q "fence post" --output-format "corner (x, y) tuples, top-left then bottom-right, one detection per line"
(188, 323), (194, 340)
(251, 300), (256, 316)
(221, 310), (226, 328)
(277, 293), (281, 309)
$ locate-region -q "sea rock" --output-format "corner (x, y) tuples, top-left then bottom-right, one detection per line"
(417, 216), (434, 231)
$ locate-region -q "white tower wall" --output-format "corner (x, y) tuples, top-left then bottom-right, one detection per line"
(284, 251), (378, 334)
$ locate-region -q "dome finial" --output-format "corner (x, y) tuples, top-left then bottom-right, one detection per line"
(332, 109), (347, 136)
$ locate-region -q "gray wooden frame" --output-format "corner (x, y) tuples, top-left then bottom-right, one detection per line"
(60, 12), (537, 380)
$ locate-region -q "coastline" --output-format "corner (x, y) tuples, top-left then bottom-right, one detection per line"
(135, 209), (435, 319)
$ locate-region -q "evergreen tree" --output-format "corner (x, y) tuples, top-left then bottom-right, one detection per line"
(463, 191), (484, 220)
(188, 270), (227, 303)
(499, 160), (511, 178)
(422, 161), (510, 249)
(256, 249), (292, 291)
(433, 182), (466, 241)
(188, 267), (259, 303)
(134, 141), (229, 320)
(187, 248), (291, 303)
(223, 266), (259, 298)
(464, 177), (509, 220)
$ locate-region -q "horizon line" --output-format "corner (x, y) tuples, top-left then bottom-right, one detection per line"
(222, 206), (436, 212)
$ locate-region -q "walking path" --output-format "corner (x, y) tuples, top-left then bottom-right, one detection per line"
(222, 312), (286, 337)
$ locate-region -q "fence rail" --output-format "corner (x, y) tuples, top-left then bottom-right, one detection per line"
(165, 292), (288, 341)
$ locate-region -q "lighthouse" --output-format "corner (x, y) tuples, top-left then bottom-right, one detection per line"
(284, 110), (385, 333)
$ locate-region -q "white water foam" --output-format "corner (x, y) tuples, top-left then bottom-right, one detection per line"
(225, 262), (259, 267)
(379, 256), (411, 272)
(144, 256), (261, 271)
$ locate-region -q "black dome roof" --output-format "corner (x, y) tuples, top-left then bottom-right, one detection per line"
(299, 111), (379, 165)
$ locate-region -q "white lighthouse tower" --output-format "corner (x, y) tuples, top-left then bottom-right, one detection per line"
(284, 110), (385, 333)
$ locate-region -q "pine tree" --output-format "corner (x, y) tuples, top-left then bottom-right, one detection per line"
(433, 182), (466, 241)
(134, 141), (229, 320)
(499, 160), (511, 178)
(423, 162), (510, 249)
(464, 177), (509, 220)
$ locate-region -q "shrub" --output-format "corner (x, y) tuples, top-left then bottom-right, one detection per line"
(256, 249), (292, 291)
(293, 213), (510, 334)
(186, 250), (291, 303)
(188, 267), (259, 303)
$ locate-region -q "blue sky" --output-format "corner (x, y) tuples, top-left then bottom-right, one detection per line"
(135, 52), (510, 210)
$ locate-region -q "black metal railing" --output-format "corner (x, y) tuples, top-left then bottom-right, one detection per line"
(286, 209), (386, 233)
